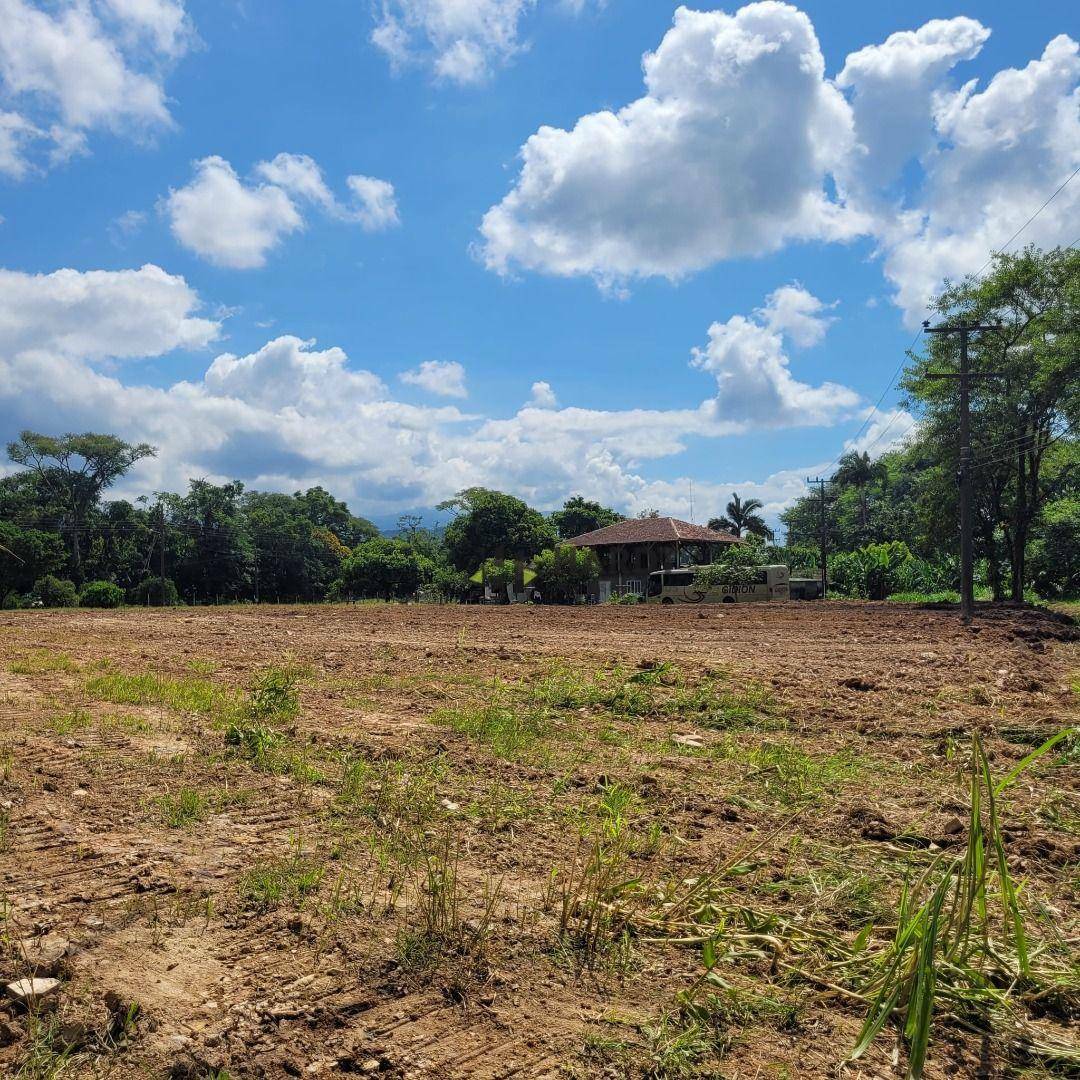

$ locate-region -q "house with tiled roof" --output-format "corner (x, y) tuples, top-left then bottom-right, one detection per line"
(564, 517), (740, 601)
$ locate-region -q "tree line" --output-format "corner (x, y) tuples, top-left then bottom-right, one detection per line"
(0, 446), (628, 606)
(1, 246), (1075, 608)
(782, 246), (1078, 601)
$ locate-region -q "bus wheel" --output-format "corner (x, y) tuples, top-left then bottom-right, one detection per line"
(661, 597), (674, 605)
(722, 596), (736, 604)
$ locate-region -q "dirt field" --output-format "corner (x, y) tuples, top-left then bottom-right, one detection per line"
(0, 602), (1076, 1079)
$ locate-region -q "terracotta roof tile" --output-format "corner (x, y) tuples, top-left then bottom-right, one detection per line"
(564, 517), (741, 547)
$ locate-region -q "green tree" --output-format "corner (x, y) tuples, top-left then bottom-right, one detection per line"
(293, 486), (378, 547)
(81, 499), (156, 593)
(478, 557), (517, 593)
(1029, 496), (1080, 599)
(32, 575), (78, 607)
(161, 480), (253, 602)
(243, 491), (347, 601)
(903, 245), (1079, 600)
(7, 432), (156, 579)
(551, 497), (622, 540)
(0, 523), (66, 606)
(438, 488), (557, 572)
(709, 493), (773, 540)
(532, 545), (600, 602)
(833, 451), (888, 538)
(334, 539), (431, 599)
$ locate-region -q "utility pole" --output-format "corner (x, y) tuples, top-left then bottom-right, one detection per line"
(157, 506), (166, 608)
(805, 477), (831, 599)
(923, 321), (1003, 623)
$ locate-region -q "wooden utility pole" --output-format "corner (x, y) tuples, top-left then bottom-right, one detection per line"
(158, 507), (167, 608)
(805, 477), (830, 598)
(923, 321), (1003, 623)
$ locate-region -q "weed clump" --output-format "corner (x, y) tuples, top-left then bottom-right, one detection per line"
(223, 666), (315, 778)
(157, 788), (207, 828)
(239, 841), (324, 912)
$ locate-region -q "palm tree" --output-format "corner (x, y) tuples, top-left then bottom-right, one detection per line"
(709, 492), (773, 540)
(834, 451), (887, 536)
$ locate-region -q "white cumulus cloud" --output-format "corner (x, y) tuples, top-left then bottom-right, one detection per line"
(690, 285), (859, 427)
(478, 4), (1079, 327)
(0, 0), (192, 177)
(0, 263), (220, 359)
(528, 380), (557, 408)
(480, 3), (865, 288)
(0, 264), (862, 520)
(164, 156), (304, 270)
(400, 359), (468, 398)
(163, 154), (399, 269)
(372, 0), (534, 85)
(837, 17), (991, 195)
(346, 175), (401, 231)
(873, 34), (1080, 323)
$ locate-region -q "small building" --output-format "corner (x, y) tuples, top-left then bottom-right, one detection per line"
(565, 517), (740, 602)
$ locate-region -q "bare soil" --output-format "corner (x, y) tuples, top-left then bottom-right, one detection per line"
(0, 602), (1076, 1079)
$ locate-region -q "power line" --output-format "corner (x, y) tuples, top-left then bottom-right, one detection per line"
(822, 326), (922, 474)
(828, 169), (1079, 474)
(971, 164), (1080, 278)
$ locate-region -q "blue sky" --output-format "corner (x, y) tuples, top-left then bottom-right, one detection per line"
(1, 0), (1078, 529)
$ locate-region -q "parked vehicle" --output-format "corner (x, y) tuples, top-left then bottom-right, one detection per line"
(789, 577), (824, 600)
(645, 565), (790, 605)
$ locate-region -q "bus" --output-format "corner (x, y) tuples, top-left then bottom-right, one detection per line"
(645, 564), (790, 605)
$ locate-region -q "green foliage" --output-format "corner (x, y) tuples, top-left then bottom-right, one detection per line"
(132, 576), (181, 606)
(533, 545), (600, 601)
(160, 480), (253, 602)
(225, 667), (302, 770)
(830, 542), (922, 600)
(334, 538), (432, 599)
(478, 557), (517, 591)
(437, 702), (548, 759)
(7, 430), (156, 581)
(239, 844), (324, 911)
(693, 535), (767, 589)
(850, 733), (1067, 1077)
(248, 666), (301, 721)
(31, 574), (78, 607)
(438, 487), (557, 571)
(551, 496), (623, 540)
(1028, 495), (1080, 599)
(0, 522), (65, 605)
(78, 579), (124, 608)
(901, 245), (1079, 600)
(293, 485), (377, 547)
(424, 561), (470, 602)
(708, 492), (773, 540)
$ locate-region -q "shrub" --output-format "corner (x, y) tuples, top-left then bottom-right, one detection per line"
(533, 545), (600, 602)
(133, 577), (181, 606)
(31, 575), (78, 608)
(829, 542), (950, 599)
(78, 580), (124, 608)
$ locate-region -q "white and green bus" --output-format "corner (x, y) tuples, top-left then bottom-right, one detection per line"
(645, 564), (790, 605)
